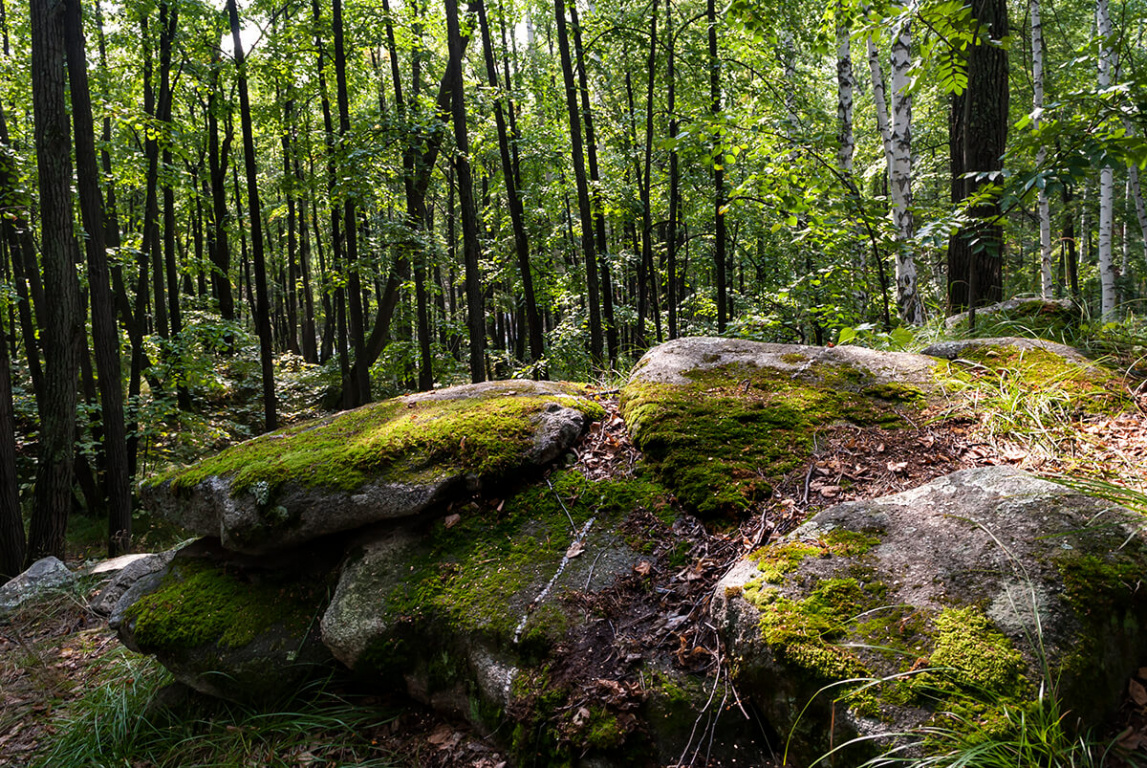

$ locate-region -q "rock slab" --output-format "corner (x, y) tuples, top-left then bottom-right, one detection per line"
(712, 466), (1147, 765)
(141, 380), (599, 555)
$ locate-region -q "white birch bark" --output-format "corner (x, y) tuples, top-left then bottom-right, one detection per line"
(889, 4), (922, 324)
(866, 35), (893, 172)
(1097, 0), (1117, 318)
(1130, 162), (1147, 270)
(1032, 0), (1053, 298)
(837, 4), (855, 175)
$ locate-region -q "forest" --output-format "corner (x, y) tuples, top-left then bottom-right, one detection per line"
(0, 0), (1145, 575)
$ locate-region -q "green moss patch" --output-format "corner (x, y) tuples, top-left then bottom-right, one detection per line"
(353, 471), (671, 675)
(155, 385), (602, 498)
(621, 363), (922, 517)
(125, 559), (326, 653)
(750, 528), (883, 584)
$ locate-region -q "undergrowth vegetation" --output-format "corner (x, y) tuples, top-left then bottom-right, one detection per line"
(33, 651), (399, 768)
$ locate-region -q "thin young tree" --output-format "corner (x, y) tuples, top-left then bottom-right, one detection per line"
(1096, 0), (1117, 318)
(554, 0), (603, 365)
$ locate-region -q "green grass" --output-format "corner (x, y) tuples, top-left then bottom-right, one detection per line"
(834, 686), (1134, 767)
(33, 650), (400, 768)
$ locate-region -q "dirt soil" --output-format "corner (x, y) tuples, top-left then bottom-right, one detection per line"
(3, 392), (1147, 767)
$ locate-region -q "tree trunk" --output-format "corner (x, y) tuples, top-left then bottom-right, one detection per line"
(665, 0), (680, 340)
(63, 0), (132, 556)
(227, 0), (277, 431)
(709, 0), (728, 332)
(207, 37), (235, 322)
(889, 7), (923, 323)
(569, 1), (619, 364)
(1096, 0), (1117, 318)
(1032, 0), (1053, 299)
(0, 307), (21, 577)
(477, 0), (543, 369)
(445, 0), (486, 382)
(947, 0), (1008, 314)
(333, 0), (371, 403)
(554, 0), (603, 366)
(640, 0), (662, 346)
(28, 0), (84, 563)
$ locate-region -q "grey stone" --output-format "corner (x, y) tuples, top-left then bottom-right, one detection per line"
(712, 466), (1147, 765)
(0, 557), (74, 613)
(943, 297), (1077, 329)
(141, 380), (597, 555)
(92, 550), (177, 618)
(921, 335), (1093, 365)
(628, 336), (939, 390)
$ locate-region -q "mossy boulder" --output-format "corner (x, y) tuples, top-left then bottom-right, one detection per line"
(112, 538), (338, 703)
(621, 337), (939, 517)
(943, 297), (1079, 334)
(321, 471), (644, 719)
(712, 466), (1147, 765)
(142, 380), (601, 555)
(924, 336), (1130, 417)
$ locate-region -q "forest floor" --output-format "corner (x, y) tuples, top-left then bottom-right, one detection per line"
(3, 388), (1147, 767)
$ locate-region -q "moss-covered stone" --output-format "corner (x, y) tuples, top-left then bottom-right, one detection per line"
(124, 558), (326, 654)
(936, 343), (1129, 418)
(714, 467), (1144, 765)
(142, 381), (604, 554)
(157, 382), (601, 497)
(622, 361), (923, 517)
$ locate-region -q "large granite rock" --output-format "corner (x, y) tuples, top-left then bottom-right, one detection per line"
(142, 380), (601, 555)
(320, 471), (643, 723)
(621, 337), (940, 517)
(712, 466), (1147, 765)
(112, 538), (339, 703)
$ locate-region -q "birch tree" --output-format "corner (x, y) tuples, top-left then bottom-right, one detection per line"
(1032, 0), (1053, 299)
(1096, 0), (1117, 318)
(889, 4), (923, 324)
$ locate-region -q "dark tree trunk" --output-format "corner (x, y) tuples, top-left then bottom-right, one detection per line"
(333, 0), (370, 404)
(569, 1), (617, 366)
(665, 0), (680, 339)
(228, 0), (277, 431)
(0, 106), (24, 577)
(296, 154), (318, 363)
(477, 0), (544, 369)
(947, 0), (1008, 312)
(0, 308), (22, 578)
(554, 0), (602, 365)
(709, 0), (727, 332)
(445, 0), (486, 382)
(207, 37), (235, 322)
(28, 0), (84, 563)
(1063, 186), (1079, 299)
(639, 0), (661, 345)
(64, 0), (132, 555)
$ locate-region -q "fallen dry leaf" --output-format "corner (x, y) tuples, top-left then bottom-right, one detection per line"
(1131, 678), (1147, 707)
(443, 514), (461, 529)
(566, 540), (585, 558)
